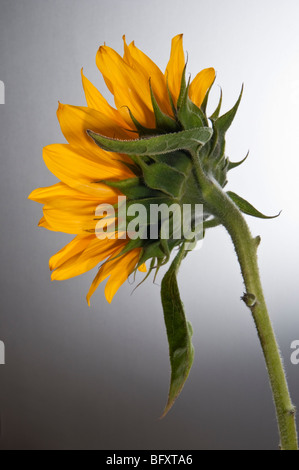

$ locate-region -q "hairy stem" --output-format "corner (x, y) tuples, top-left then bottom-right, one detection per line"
(192, 155), (298, 450)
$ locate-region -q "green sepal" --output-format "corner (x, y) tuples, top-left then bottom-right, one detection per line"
(209, 86), (243, 163)
(176, 67), (208, 130)
(160, 244), (194, 417)
(177, 86), (207, 130)
(103, 177), (162, 199)
(115, 159), (142, 177)
(137, 241), (166, 267)
(227, 191), (281, 219)
(138, 161), (187, 198)
(103, 237), (144, 264)
(87, 127), (213, 156)
(227, 151), (249, 171)
(125, 196), (172, 218)
(124, 106), (158, 137)
(152, 150), (192, 174)
(132, 258), (158, 292)
(176, 63), (188, 110)
(160, 236), (171, 262)
(200, 74), (216, 114)
(214, 85), (243, 134)
(149, 80), (179, 133)
(166, 76), (177, 117)
(209, 88), (222, 121)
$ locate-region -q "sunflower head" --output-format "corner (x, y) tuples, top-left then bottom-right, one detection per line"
(28, 34), (245, 304)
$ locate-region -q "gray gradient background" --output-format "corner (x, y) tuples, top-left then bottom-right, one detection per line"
(0, 0), (298, 450)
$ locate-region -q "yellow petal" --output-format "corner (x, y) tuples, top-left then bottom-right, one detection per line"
(38, 216), (52, 229)
(87, 247), (141, 305)
(42, 205), (99, 234)
(165, 34), (185, 105)
(81, 68), (129, 128)
(56, 102), (132, 151)
(123, 37), (173, 117)
(49, 235), (94, 271)
(189, 67), (216, 108)
(29, 182), (118, 205)
(138, 262), (147, 273)
(52, 237), (126, 281)
(96, 45), (156, 128)
(43, 144), (131, 196)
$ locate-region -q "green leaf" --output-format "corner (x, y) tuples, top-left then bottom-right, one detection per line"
(87, 127), (213, 156)
(160, 245), (194, 417)
(227, 191), (281, 219)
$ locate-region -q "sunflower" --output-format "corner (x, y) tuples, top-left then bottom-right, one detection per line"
(29, 34), (215, 304)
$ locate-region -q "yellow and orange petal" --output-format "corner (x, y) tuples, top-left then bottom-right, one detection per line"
(189, 67), (216, 108)
(96, 44), (157, 128)
(87, 247), (142, 305)
(165, 34), (185, 106)
(42, 144), (132, 196)
(56, 102), (132, 149)
(122, 36), (173, 118)
(81, 68), (129, 128)
(51, 237), (126, 281)
(49, 235), (95, 271)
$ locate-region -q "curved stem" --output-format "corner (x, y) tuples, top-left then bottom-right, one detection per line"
(192, 156), (298, 450)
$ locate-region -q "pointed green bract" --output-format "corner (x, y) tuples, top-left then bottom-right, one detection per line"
(124, 106), (158, 137)
(160, 244), (194, 417)
(176, 63), (188, 110)
(214, 85), (243, 133)
(228, 151), (249, 171)
(152, 150), (192, 173)
(149, 81), (179, 132)
(227, 191), (281, 219)
(87, 127), (213, 156)
(209, 86), (243, 162)
(200, 75), (216, 114)
(139, 162), (187, 198)
(210, 88), (223, 121)
(138, 241), (166, 267)
(176, 65), (207, 130)
(177, 86), (207, 130)
(103, 177), (162, 199)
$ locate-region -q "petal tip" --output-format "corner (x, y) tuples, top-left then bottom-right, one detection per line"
(28, 189), (36, 201)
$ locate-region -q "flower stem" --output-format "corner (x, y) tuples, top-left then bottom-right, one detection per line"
(192, 157), (298, 450)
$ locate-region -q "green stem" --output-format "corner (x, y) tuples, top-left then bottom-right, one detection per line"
(192, 155), (298, 450)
